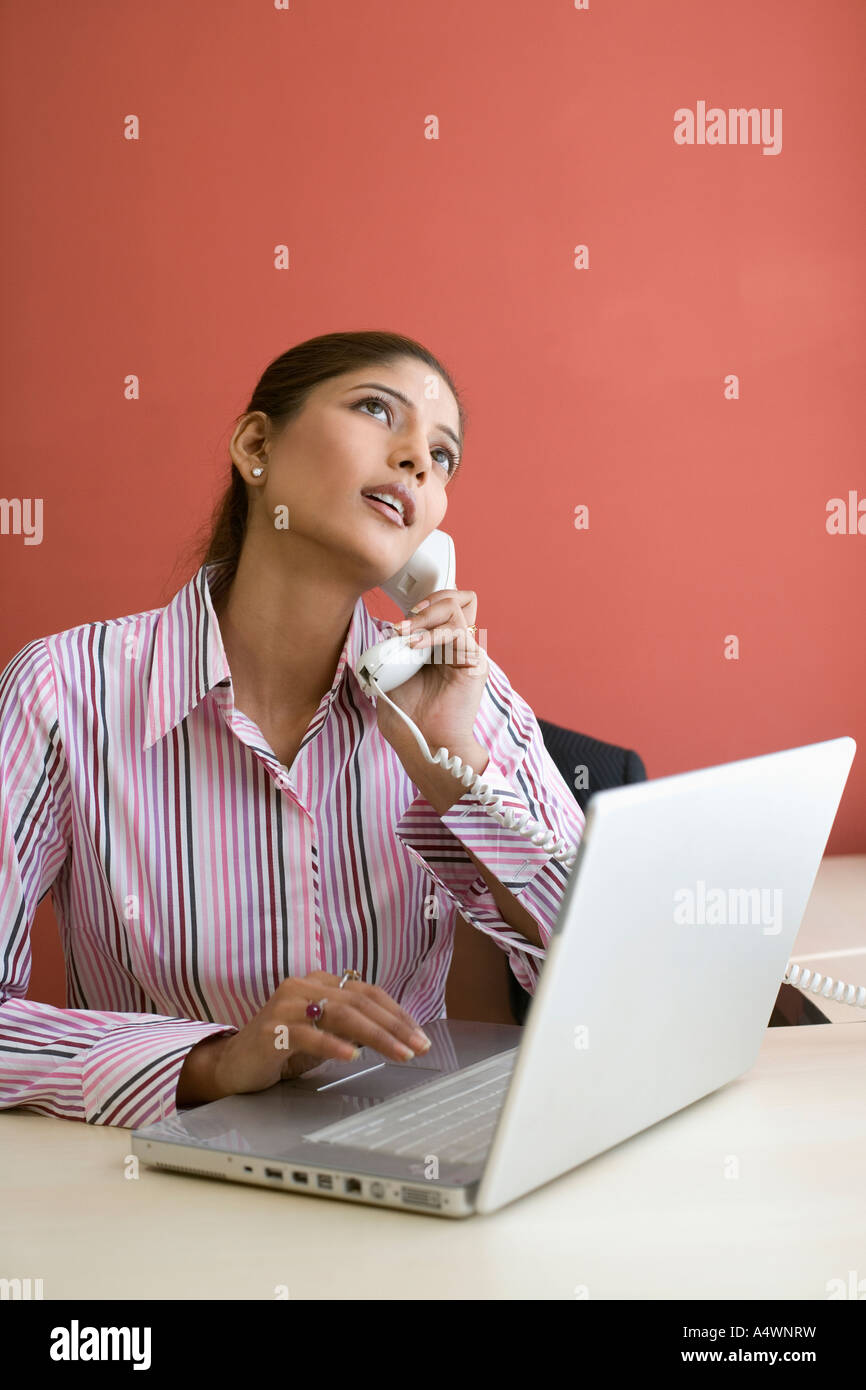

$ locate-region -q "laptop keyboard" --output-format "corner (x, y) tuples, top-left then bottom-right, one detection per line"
(304, 1048), (519, 1165)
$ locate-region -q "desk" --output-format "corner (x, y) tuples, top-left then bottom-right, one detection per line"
(1, 857), (864, 1301)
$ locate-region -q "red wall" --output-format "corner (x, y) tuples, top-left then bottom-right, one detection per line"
(2, 1), (863, 1008)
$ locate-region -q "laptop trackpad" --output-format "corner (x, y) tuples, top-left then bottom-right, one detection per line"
(285, 1053), (443, 1100)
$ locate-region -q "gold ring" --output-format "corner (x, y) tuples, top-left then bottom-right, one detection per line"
(338, 969), (363, 989)
(467, 625), (477, 636)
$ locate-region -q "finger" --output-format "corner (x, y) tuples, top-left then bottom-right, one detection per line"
(276, 1025), (359, 1071)
(311, 992), (430, 1060)
(410, 588), (472, 610)
(339, 979), (426, 1036)
(303, 974), (426, 1038)
(401, 604), (469, 653)
(406, 623), (484, 669)
(401, 593), (473, 633)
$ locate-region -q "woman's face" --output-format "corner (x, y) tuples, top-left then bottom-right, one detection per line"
(234, 357), (462, 586)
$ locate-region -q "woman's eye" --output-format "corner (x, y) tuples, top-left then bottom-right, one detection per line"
(357, 397), (390, 422)
(355, 397), (458, 477)
(432, 448), (458, 477)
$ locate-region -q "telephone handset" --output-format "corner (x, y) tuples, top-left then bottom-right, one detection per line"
(355, 532), (866, 1013)
(356, 529), (457, 697)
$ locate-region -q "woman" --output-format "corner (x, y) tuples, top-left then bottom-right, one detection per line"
(0, 330), (585, 1128)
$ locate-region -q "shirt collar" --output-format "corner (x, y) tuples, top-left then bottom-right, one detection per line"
(143, 560), (383, 751)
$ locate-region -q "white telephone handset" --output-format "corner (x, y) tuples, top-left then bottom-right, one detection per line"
(356, 529), (457, 697)
(356, 533), (866, 1013)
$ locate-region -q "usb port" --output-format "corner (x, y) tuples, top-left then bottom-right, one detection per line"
(317, 1174), (333, 1190)
(264, 1167), (283, 1180)
(291, 1171), (309, 1184)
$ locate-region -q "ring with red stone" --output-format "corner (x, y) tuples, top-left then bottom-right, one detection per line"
(305, 998), (328, 1029)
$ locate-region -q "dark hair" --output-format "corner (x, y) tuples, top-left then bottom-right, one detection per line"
(190, 330), (467, 591)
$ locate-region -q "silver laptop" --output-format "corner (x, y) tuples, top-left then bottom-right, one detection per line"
(132, 736), (855, 1218)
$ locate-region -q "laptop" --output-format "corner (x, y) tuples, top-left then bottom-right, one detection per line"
(131, 736), (856, 1218)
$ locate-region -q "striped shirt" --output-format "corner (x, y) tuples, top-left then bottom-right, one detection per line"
(0, 560), (585, 1128)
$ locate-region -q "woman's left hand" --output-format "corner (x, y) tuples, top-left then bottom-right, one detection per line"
(374, 588), (490, 791)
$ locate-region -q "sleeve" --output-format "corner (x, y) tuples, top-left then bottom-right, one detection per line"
(0, 639), (237, 1128)
(394, 654), (586, 995)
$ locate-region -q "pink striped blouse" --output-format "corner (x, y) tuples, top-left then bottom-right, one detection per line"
(0, 560), (585, 1129)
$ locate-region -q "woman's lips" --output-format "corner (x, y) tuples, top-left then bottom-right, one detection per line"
(362, 494), (406, 527)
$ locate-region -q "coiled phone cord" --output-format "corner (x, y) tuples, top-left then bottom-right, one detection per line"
(373, 677), (578, 870)
(372, 677), (866, 1010)
(782, 962), (866, 1010)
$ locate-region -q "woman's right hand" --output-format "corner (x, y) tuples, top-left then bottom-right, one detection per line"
(177, 971), (433, 1106)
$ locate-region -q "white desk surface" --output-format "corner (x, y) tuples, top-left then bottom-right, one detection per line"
(2, 857), (865, 1301)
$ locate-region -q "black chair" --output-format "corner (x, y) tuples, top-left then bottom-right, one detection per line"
(505, 719), (825, 1027)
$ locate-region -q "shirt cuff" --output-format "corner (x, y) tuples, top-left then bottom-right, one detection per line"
(81, 1020), (238, 1128)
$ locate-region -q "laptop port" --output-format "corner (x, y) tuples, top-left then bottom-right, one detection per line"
(316, 1174), (333, 1190)
(370, 1181), (386, 1200)
(264, 1167), (283, 1180)
(401, 1186), (442, 1209)
(291, 1171), (309, 1184)
(344, 1178), (362, 1194)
